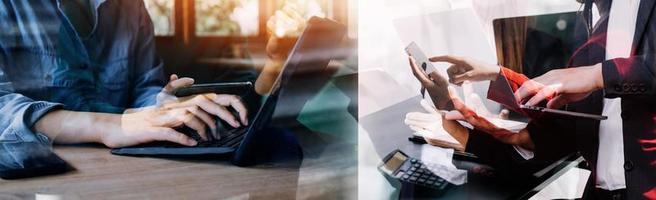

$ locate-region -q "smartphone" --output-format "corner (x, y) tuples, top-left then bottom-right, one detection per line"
(405, 42), (438, 74)
(405, 42), (454, 110)
(174, 82), (254, 97)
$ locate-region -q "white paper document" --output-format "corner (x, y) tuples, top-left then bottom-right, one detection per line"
(418, 145), (468, 185)
(530, 167), (591, 200)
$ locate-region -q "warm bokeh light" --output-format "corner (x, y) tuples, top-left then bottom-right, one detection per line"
(268, 0), (329, 37)
(144, 0), (175, 36)
(195, 0), (259, 36)
(144, 0), (351, 38)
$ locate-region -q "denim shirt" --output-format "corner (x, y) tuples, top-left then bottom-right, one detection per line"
(0, 0), (165, 146)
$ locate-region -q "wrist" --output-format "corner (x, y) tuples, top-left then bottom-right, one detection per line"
(95, 113), (123, 145)
(515, 129), (535, 151)
(442, 118), (469, 146)
(35, 109), (66, 140)
(487, 65), (502, 81)
(591, 63), (604, 90)
(36, 111), (117, 145)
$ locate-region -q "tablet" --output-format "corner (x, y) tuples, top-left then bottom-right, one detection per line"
(521, 105), (608, 120)
(493, 74), (607, 120)
(174, 82), (253, 97)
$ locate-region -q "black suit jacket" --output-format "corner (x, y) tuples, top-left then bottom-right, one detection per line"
(466, 1), (656, 199)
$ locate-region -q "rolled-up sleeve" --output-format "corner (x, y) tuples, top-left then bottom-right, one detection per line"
(1, 97), (63, 144)
(0, 93), (68, 178)
(0, 69), (63, 145)
(129, 0), (166, 108)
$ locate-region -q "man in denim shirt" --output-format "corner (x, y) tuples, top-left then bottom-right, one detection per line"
(0, 0), (251, 151)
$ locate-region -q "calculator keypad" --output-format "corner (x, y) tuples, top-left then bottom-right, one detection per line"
(399, 158), (449, 190)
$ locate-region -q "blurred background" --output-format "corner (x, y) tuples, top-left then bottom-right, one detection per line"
(143, 0), (358, 84)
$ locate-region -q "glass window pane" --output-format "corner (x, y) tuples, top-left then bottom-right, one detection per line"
(195, 0), (259, 36)
(273, 0), (332, 19)
(266, 0), (333, 37)
(144, 0), (175, 36)
(348, 0), (357, 38)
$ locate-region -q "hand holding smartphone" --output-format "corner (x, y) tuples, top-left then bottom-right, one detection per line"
(405, 42), (439, 75)
(405, 42), (454, 110)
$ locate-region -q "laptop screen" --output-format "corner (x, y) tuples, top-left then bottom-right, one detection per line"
(232, 17), (346, 166)
(269, 17), (347, 120)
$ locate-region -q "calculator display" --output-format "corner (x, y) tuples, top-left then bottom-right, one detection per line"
(382, 152), (407, 174)
(378, 150), (452, 194)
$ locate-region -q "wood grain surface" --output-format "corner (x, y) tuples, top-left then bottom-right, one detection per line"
(0, 129), (356, 200)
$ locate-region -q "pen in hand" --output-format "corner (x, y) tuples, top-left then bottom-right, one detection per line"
(420, 62), (428, 98)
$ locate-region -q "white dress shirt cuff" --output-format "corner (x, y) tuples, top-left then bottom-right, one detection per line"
(513, 145), (535, 160)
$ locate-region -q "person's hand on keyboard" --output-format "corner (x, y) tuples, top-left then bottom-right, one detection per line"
(104, 75), (249, 148)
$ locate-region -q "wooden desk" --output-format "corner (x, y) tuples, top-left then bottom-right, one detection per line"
(0, 130), (356, 199)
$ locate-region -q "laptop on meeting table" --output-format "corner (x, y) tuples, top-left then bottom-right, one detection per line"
(111, 17), (347, 166)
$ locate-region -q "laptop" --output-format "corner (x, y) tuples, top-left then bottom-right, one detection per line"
(111, 17), (347, 166)
(492, 12), (606, 120)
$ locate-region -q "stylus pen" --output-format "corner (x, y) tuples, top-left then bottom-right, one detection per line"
(420, 87), (426, 98)
(420, 63), (427, 98)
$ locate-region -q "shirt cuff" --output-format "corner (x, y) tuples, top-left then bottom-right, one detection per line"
(23, 101), (64, 144)
(513, 145), (535, 160)
(25, 102), (64, 126)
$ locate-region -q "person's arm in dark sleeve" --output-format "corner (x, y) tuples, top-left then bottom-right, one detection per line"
(463, 112), (577, 178)
(465, 128), (543, 178)
(129, 0), (167, 108)
(601, 55), (656, 98)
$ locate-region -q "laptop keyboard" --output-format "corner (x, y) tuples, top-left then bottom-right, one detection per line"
(152, 127), (247, 149)
(195, 128), (247, 148)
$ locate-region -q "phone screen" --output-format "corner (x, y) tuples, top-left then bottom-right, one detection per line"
(405, 42), (437, 74)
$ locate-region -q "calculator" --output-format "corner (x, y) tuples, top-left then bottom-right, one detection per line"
(378, 149), (451, 193)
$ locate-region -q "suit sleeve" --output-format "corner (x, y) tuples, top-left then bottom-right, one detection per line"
(465, 128), (552, 178)
(601, 55), (656, 98)
(465, 114), (577, 177)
